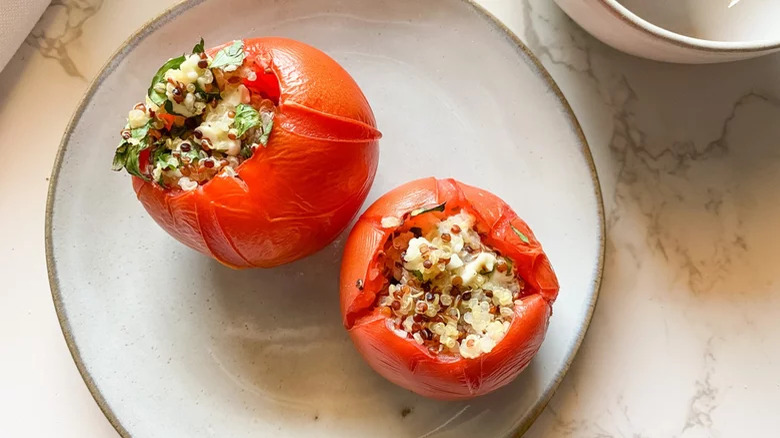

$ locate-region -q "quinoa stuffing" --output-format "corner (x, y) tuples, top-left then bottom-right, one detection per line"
(112, 38), (275, 190)
(375, 209), (526, 359)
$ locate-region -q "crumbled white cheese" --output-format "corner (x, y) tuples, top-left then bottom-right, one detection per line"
(446, 253), (464, 270)
(128, 109), (149, 128)
(163, 54), (210, 117)
(461, 252), (496, 288)
(178, 177), (198, 191)
(195, 85), (248, 156)
(381, 210), (523, 359)
(381, 216), (402, 228)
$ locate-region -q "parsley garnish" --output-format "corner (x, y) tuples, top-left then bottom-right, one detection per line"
(504, 256), (514, 273)
(194, 81), (220, 101)
(123, 143), (149, 180)
(233, 103), (260, 137)
(239, 145), (253, 158)
(479, 267), (495, 276)
(510, 224), (531, 244)
(157, 155), (179, 171)
(131, 120), (152, 140)
(259, 111), (274, 146)
(112, 142), (128, 171)
(209, 40), (244, 70)
(147, 55), (186, 106)
(410, 202), (446, 217)
(163, 100), (188, 117)
(192, 37), (205, 54)
(113, 120), (155, 179)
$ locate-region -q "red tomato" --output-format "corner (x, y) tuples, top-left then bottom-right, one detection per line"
(340, 178), (559, 400)
(132, 38), (381, 268)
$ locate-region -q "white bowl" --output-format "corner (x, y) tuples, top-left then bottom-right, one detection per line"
(555, 0), (780, 63)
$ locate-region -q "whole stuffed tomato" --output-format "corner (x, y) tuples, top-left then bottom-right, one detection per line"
(112, 37), (381, 268)
(340, 178), (559, 400)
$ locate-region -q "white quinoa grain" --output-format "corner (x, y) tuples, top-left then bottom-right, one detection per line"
(377, 210), (524, 359)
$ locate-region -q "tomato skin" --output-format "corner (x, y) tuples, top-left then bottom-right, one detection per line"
(339, 178), (559, 400)
(132, 38), (381, 268)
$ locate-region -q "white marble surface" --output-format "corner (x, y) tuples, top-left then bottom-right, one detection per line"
(1, 0), (778, 436)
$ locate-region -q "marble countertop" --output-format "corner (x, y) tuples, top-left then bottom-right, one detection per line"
(2, 0), (778, 436)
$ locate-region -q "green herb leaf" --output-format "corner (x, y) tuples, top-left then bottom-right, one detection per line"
(156, 153), (179, 170)
(113, 121), (152, 174)
(233, 103), (259, 137)
(194, 81), (219, 101)
(151, 144), (166, 164)
(168, 124), (187, 139)
(239, 145), (253, 158)
(124, 143), (149, 180)
(185, 150), (202, 162)
(510, 224), (530, 244)
(112, 142), (128, 171)
(411, 270), (424, 282)
(410, 202), (446, 217)
(259, 111), (274, 146)
(130, 120), (152, 140)
(504, 256), (514, 273)
(209, 40), (244, 70)
(479, 267), (495, 276)
(192, 37), (205, 54)
(148, 55), (186, 106)
(163, 100), (188, 117)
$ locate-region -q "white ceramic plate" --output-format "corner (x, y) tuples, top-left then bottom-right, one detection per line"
(47, 0), (604, 436)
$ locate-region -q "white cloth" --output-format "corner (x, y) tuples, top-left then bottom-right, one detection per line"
(0, 0), (50, 71)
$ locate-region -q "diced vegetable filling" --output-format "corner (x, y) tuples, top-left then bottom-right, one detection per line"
(375, 210), (526, 359)
(112, 39), (275, 190)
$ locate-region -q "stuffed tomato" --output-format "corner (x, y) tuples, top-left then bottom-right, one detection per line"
(340, 178), (559, 400)
(112, 37), (381, 268)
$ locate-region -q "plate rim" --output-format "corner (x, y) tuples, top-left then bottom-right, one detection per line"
(44, 0), (605, 436)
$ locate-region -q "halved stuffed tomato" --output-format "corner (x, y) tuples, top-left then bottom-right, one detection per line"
(340, 178), (558, 400)
(112, 37), (381, 268)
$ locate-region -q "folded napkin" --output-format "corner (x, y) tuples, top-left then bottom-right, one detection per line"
(0, 0), (50, 71)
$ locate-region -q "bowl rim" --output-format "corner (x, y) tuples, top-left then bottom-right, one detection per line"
(598, 0), (780, 53)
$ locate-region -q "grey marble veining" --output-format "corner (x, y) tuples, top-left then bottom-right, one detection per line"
(25, 0), (105, 79)
(489, 1), (780, 436)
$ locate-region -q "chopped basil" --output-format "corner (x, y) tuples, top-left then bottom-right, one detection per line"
(259, 111), (274, 146)
(410, 202), (446, 217)
(504, 256), (514, 273)
(124, 143), (149, 180)
(168, 124), (187, 139)
(147, 55), (186, 106)
(131, 120), (152, 140)
(156, 154), (179, 170)
(112, 142), (128, 171)
(479, 267), (495, 276)
(209, 40), (244, 70)
(163, 100), (187, 117)
(233, 103), (260, 137)
(192, 37), (205, 54)
(114, 121), (154, 174)
(181, 149), (201, 163)
(239, 145), (253, 158)
(194, 81), (219, 101)
(510, 224), (530, 244)
(150, 145), (176, 170)
(411, 270), (424, 282)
